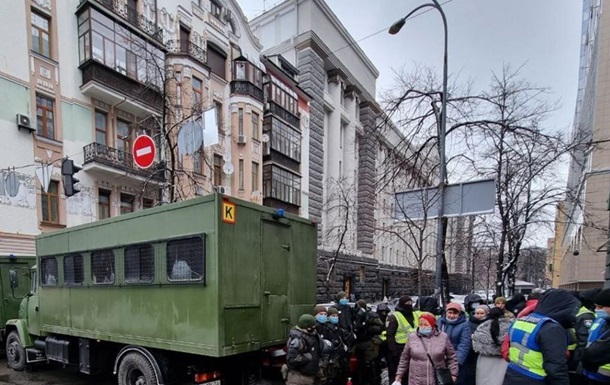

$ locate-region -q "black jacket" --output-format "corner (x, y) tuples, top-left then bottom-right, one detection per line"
(316, 322), (346, 358)
(568, 307), (595, 371)
(582, 318), (610, 374)
(353, 308), (383, 342)
(287, 327), (323, 376)
(503, 289), (580, 385)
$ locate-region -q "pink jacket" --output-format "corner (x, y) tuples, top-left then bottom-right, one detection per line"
(396, 329), (458, 385)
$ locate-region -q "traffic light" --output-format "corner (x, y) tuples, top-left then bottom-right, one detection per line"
(61, 158), (82, 197)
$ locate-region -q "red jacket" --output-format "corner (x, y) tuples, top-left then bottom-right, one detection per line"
(516, 299), (539, 318)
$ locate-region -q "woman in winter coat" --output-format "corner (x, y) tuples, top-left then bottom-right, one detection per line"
(472, 307), (511, 385)
(395, 312), (458, 385)
(438, 302), (471, 385)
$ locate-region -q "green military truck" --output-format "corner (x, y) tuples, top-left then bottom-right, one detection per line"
(4, 194), (317, 385)
(0, 254), (34, 346)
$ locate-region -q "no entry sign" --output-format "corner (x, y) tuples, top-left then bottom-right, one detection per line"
(132, 135), (156, 169)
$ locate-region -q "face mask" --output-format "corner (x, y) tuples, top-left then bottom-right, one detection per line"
(316, 314), (328, 324)
(419, 327), (432, 335)
(403, 305), (413, 311)
(329, 315), (339, 324)
(596, 309), (608, 319)
(339, 298), (349, 305)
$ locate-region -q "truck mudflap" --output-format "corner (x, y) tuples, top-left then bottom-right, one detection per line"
(113, 345), (165, 385)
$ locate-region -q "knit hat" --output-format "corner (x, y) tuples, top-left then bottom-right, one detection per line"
(336, 291), (348, 302)
(357, 299), (367, 309)
(298, 314), (316, 329)
(327, 307), (339, 315)
(418, 312), (437, 328)
(595, 288), (610, 307)
(475, 305), (490, 315)
(397, 296), (413, 310)
(314, 305), (327, 315)
(446, 302), (462, 313)
(494, 296), (507, 305)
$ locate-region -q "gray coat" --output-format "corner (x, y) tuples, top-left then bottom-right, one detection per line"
(396, 329), (458, 385)
(471, 318), (512, 357)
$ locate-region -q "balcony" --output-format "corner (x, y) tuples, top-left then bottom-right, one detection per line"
(80, 60), (163, 114)
(83, 142), (165, 184)
(267, 101), (300, 128)
(230, 81), (264, 103)
(167, 40), (207, 66)
(79, 0), (163, 44)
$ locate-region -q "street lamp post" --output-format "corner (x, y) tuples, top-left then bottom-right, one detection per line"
(389, 1), (448, 303)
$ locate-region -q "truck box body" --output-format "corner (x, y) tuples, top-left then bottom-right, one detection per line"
(33, 194), (317, 358)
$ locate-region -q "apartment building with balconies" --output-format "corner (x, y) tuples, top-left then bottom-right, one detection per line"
(0, 0), (266, 257)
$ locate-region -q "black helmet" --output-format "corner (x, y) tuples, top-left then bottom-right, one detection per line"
(376, 303), (390, 313)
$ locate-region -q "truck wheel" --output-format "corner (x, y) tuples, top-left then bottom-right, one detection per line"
(6, 331), (25, 371)
(118, 352), (157, 385)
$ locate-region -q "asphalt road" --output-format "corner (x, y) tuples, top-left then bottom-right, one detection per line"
(0, 357), (114, 385)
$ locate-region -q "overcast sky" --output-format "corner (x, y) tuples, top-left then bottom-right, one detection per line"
(239, 0), (583, 133)
(238, 0), (583, 246)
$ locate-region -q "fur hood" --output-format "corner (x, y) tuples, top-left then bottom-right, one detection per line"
(471, 317), (512, 356)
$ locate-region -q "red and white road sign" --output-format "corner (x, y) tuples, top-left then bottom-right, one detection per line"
(132, 135), (156, 169)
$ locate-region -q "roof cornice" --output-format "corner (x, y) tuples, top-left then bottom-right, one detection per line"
(227, 0), (263, 50)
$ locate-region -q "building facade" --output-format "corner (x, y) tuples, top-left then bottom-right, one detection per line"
(556, 0), (607, 290)
(0, 0), (266, 258)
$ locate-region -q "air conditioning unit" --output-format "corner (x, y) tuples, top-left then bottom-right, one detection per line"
(16, 114), (34, 132)
(237, 135), (247, 144)
(215, 185), (230, 195)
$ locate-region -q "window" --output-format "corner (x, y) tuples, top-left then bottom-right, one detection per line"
(117, 119), (131, 153)
(125, 244), (154, 284)
(263, 165), (301, 206)
(264, 117), (301, 160)
(142, 198), (154, 209)
(41, 257), (58, 286)
(234, 61), (247, 80)
(91, 249), (115, 284)
(211, 0), (222, 19)
(215, 101), (223, 132)
(238, 108), (244, 136)
(36, 95), (55, 139)
(120, 193), (134, 214)
(78, 8), (164, 89)
(98, 189), (111, 219)
(339, 160), (343, 179)
(192, 76), (203, 108)
(41, 181), (59, 223)
(252, 162), (259, 191)
(266, 83), (298, 115)
(213, 154), (222, 186)
(340, 123), (345, 149)
(252, 112), (259, 140)
(31, 11), (50, 58)
(207, 44), (227, 80)
(194, 150), (204, 175)
(167, 236), (205, 282)
(95, 111), (107, 145)
(239, 159), (244, 190)
(64, 254), (84, 285)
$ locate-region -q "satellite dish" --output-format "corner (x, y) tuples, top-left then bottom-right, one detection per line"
(223, 163), (234, 175)
(176, 121), (203, 155)
(262, 133), (270, 143)
(5, 171), (19, 198)
(223, 153), (232, 162)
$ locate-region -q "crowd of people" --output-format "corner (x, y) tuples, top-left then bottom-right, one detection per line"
(282, 288), (610, 385)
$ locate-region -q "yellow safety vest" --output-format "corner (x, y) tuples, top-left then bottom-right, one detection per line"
(567, 306), (594, 350)
(584, 318), (610, 381)
(392, 311), (418, 344)
(508, 314), (557, 380)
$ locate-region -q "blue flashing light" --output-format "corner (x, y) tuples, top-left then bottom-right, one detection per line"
(8, 254), (15, 261)
(274, 208), (285, 218)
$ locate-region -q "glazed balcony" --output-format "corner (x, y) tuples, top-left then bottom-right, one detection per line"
(267, 101), (300, 128)
(79, 60), (163, 115)
(79, 0), (163, 44)
(230, 81), (264, 103)
(83, 142), (165, 184)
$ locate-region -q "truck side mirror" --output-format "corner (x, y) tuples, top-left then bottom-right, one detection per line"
(9, 268), (18, 289)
